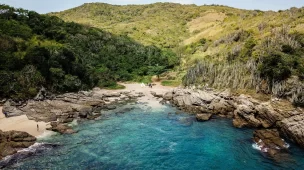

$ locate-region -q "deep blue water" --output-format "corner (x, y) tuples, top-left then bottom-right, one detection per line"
(6, 104), (304, 170)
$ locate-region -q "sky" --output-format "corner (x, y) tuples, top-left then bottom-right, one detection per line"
(1, 0), (304, 14)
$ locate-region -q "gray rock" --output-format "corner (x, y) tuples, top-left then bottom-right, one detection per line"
(2, 101), (24, 117)
(103, 92), (121, 98)
(163, 92), (173, 100)
(279, 114), (304, 148)
(151, 91), (163, 98)
(196, 113), (212, 121)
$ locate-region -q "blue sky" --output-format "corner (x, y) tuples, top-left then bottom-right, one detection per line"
(1, 0), (304, 13)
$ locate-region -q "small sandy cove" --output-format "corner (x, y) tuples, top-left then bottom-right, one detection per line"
(0, 83), (173, 137)
(0, 106), (50, 137)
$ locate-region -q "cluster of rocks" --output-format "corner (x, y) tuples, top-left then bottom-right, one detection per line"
(253, 129), (289, 156)
(152, 88), (304, 154)
(2, 88), (145, 134)
(0, 130), (36, 160)
(0, 88), (145, 160)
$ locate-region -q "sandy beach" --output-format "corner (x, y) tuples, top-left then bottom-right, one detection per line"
(0, 83), (173, 137)
(0, 106), (50, 137)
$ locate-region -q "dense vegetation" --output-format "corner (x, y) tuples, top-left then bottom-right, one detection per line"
(0, 5), (178, 100)
(53, 3), (304, 106)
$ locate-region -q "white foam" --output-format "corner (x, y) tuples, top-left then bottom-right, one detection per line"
(17, 142), (44, 153)
(169, 142), (177, 151)
(252, 143), (262, 151)
(68, 119), (78, 127)
(37, 130), (57, 139)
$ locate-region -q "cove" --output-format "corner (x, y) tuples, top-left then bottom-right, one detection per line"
(5, 103), (304, 170)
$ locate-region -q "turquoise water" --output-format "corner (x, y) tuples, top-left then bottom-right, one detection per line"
(6, 104), (304, 169)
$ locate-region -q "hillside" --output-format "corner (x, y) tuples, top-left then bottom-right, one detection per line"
(52, 3), (304, 106)
(0, 5), (177, 100)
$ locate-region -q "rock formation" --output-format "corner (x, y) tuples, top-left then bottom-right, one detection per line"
(253, 129), (289, 156)
(156, 88), (304, 149)
(0, 130), (36, 160)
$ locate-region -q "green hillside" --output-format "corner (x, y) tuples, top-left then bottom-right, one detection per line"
(0, 5), (177, 100)
(53, 3), (304, 106)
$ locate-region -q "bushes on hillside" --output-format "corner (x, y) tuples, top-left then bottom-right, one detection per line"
(0, 5), (178, 100)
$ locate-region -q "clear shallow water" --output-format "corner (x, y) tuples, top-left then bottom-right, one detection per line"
(7, 104), (304, 170)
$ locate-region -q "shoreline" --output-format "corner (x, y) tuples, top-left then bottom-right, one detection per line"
(0, 106), (51, 137)
(0, 83), (172, 137)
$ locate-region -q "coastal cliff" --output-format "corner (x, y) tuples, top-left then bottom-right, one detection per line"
(152, 88), (304, 152)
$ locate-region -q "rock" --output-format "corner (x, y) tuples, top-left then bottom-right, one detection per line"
(87, 113), (102, 120)
(0, 130), (36, 160)
(163, 92), (173, 100)
(255, 103), (285, 128)
(218, 89), (233, 100)
(2, 101), (24, 117)
(135, 92), (145, 97)
(78, 107), (92, 118)
(279, 114), (304, 148)
(208, 98), (235, 117)
(178, 117), (194, 126)
(34, 87), (47, 101)
(46, 122), (76, 134)
(103, 92), (121, 98)
(253, 129), (289, 156)
(233, 105), (261, 128)
(196, 113), (212, 121)
(106, 105), (117, 110)
(197, 91), (217, 104)
(92, 87), (101, 91)
(151, 91), (163, 98)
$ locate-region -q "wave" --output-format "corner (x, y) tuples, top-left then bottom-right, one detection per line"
(37, 130), (57, 140)
(0, 142), (60, 169)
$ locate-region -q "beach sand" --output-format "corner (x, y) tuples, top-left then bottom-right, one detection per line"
(0, 83), (173, 137)
(0, 106), (50, 137)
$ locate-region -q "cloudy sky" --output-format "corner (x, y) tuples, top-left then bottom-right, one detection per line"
(1, 0), (304, 13)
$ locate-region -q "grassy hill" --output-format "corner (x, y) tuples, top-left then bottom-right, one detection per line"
(52, 3), (304, 106)
(51, 3), (304, 65)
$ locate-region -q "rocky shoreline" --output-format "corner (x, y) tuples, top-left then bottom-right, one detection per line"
(0, 87), (145, 159)
(151, 88), (304, 157)
(1, 86), (303, 160)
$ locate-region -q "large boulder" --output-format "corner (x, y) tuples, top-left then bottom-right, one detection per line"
(0, 130), (36, 160)
(2, 101), (24, 117)
(255, 103), (285, 128)
(233, 105), (261, 128)
(163, 91), (173, 100)
(208, 98), (235, 117)
(150, 91), (163, 98)
(278, 114), (304, 148)
(47, 122), (76, 134)
(197, 90), (217, 104)
(196, 113), (212, 121)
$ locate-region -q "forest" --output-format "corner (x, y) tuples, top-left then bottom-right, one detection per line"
(0, 5), (179, 100)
